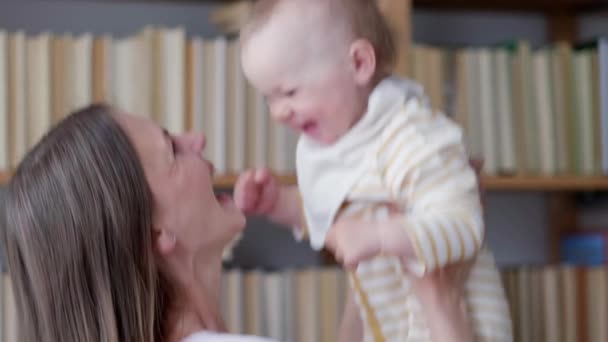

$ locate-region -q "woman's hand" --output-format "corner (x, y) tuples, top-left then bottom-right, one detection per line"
(413, 260), (475, 342)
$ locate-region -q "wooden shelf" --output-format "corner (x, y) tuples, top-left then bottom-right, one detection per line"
(213, 174), (297, 188)
(0, 172), (9, 185)
(123, 0), (608, 13)
(216, 174), (608, 191)
(413, 0), (607, 13)
(3, 171), (608, 191)
(483, 176), (608, 191)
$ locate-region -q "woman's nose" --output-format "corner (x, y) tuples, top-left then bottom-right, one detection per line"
(178, 132), (206, 154)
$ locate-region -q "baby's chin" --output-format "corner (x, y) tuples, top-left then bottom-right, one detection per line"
(305, 130), (340, 146)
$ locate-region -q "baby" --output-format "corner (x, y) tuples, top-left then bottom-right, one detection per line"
(234, 0), (513, 341)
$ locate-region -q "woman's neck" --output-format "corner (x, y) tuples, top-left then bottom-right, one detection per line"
(166, 249), (226, 341)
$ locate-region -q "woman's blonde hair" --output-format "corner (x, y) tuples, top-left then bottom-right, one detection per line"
(2, 104), (171, 341)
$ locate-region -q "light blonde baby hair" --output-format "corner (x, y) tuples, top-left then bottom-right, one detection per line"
(241, 0), (397, 76)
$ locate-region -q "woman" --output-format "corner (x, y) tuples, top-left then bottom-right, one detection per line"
(2, 104), (273, 342)
(2, 104), (476, 342)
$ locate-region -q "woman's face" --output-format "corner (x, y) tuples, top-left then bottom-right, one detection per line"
(117, 114), (245, 258)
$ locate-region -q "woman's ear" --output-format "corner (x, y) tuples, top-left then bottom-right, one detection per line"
(349, 39), (377, 86)
(155, 228), (177, 256)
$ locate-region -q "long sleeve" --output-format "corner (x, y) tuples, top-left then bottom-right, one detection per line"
(376, 101), (484, 274)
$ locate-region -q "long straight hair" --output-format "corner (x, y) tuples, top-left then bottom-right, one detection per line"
(2, 104), (171, 341)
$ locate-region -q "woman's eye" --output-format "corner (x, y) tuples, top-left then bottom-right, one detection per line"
(285, 89), (297, 97)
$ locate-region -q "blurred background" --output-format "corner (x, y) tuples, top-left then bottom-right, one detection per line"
(0, 0), (607, 341)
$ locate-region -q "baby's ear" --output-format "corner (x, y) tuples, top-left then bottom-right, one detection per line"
(349, 39), (377, 86)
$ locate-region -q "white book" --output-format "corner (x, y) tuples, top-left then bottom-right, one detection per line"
(268, 120), (280, 171)
(560, 266), (578, 342)
(243, 271), (263, 336)
(254, 91), (268, 167)
(465, 50), (482, 161)
(224, 270), (244, 334)
(212, 37), (227, 173)
(134, 28), (153, 118)
(50, 34), (66, 123)
(228, 40), (246, 173)
(282, 270), (296, 342)
(517, 41), (538, 174)
(295, 269), (319, 342)
(264, 273), (284, 340)
(551, 45), (569, 175)
(9, 31), (27, 168)
(93, 35), (113, 104)
(189, 38), (205, 134)
(533, 50), (556, 175)
(541, 267), (560, 342)
(599, 38), (608, 174)
(318, 268), (341, 342)
(203, 39), (217, 166)
(494, 49), (516, 174)
(112, 37), (135, 113)
(161, 27), (185, 134)
(0, 31), (8, 170)
(61, 34), (76, 115)
(587, 268), (608, 342)
(73, 34), (92, 110)
(26, 33), (51, 148)
(270, 122), (295, 174)
(574, 51), (595, 175)
(516, 268), (532, 342)
(478, 48), (497, 174)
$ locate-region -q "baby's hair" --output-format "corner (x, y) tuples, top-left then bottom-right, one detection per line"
(241, 0), (397, 75)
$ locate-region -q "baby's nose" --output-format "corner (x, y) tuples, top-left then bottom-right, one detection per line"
(272, 105), (294, 123)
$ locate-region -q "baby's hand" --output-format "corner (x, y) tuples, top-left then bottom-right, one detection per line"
(233, 168), (279, 216)
(326, 213), (416, 270)
(325, 216), (383, 270)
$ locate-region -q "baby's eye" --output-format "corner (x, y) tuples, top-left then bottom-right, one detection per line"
(284, 89), (297, 97)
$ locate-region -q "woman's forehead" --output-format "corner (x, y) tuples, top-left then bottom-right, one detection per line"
(115, 114), (167, 172)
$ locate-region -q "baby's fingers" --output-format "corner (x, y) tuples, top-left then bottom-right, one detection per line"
(234, 170), (259, 212)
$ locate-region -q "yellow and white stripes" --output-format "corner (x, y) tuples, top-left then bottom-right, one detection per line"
(376, 100), (484, 273)
(339, 100), (512, 341)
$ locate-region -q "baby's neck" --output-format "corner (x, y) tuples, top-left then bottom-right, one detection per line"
(348, 75), (384, 130)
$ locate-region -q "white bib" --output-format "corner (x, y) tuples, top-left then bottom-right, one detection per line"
(296, 76), (426, 250)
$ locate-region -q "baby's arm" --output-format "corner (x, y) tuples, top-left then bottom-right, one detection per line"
(267, 185), (305, 228)
(377, 113), (484, 275)
(234, 168), (306, 232)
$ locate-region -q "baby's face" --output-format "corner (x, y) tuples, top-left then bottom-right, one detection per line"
(241, 3), (367, 145)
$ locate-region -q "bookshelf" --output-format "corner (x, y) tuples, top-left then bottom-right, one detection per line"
(0, 1), (607, 341)
(222, 174), (608, 191)
(412, 0), (606, 12)
(206, 0), (606, 12)
(2, 170), (608, 191)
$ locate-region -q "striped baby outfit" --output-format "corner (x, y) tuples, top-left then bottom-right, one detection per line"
(296, 76), (513, 341)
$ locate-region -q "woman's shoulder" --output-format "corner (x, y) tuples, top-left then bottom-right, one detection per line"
(183, 331), (278, 342)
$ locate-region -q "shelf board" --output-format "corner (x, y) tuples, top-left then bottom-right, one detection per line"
(213, 174), (297, 188)
(217, 174), (608, 191)
(107, 0), (608, 13)
(412, 0), (607, 12)
(2, 171), (608, 191)
(482, 175), (608, 191)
